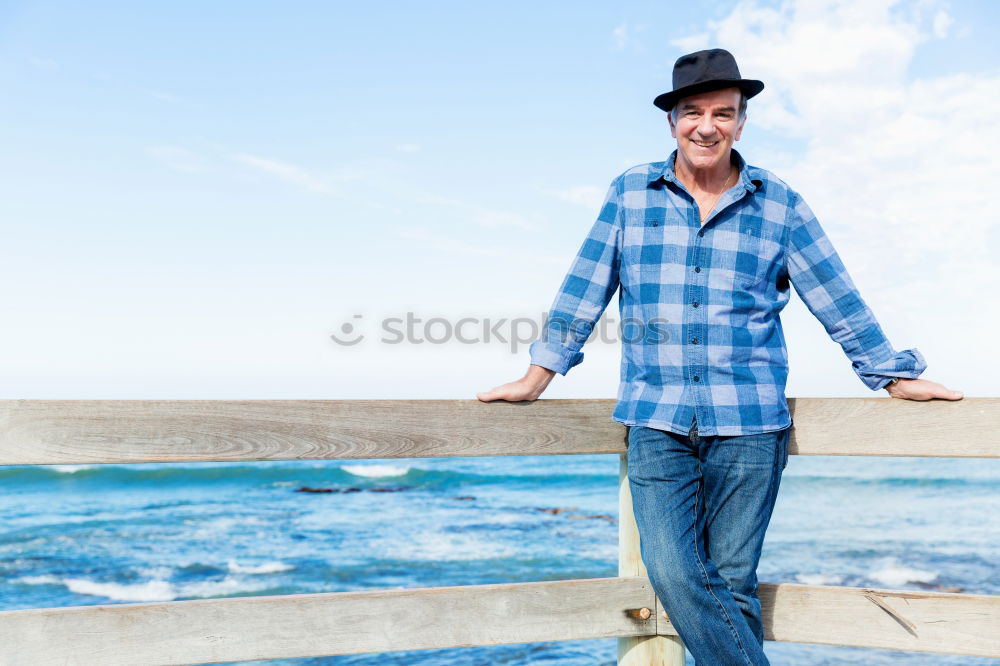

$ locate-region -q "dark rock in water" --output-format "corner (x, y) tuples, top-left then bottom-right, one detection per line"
(536, 507), (615, 523)
(453, 496), (476, 501)
(296, 486), (410, 495)
(566, 514), (616, 523)
(912, 581), (963, 593)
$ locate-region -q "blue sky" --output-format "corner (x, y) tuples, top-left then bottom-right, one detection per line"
(1, 0), (996, 399)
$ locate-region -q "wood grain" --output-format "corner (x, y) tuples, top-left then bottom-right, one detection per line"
(0, 397), (996, 465)
(0, 578), (655, 666)
(786, 396), (1000, 457)
(2, 579), (996, 664)
(617, 453), (686, 665)
(756, 582), (1000, 657)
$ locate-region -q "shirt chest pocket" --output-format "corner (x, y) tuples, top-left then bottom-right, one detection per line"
(726, 218), (780, 290)
(622, 213), (685, 275)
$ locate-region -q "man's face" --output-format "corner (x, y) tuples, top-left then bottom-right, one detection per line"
(668, 87), (745, 174)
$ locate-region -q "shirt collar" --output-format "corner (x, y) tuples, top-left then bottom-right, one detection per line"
(649, 149), (762, 192)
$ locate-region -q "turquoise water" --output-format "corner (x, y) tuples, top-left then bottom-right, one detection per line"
(2, 455), (998, 665)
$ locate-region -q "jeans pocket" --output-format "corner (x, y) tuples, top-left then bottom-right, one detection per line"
(625, 425), (657, 476)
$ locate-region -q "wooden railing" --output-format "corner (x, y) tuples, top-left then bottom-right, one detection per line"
(1, 398), (998, 665)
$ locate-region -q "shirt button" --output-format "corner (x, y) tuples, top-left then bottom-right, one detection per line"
(698, 230), (705, 237)
(652, 221), (659, 226)
(694, 266), (701, 273)
(691, 337), (699, 344)
(693, 375), (700, 382)
(692, 301), (699, 308)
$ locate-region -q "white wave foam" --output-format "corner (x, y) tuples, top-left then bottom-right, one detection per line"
(227, 560), (294, 574)
(180, 577), (269, 598)
(379, 532), (520, 561)
(50, 465), (95, 474)
(15, 575), (62, 585)
(137, 566), (175, 580)
(795, 573), (844, 586)
(342, 464), (411, 478)
(192, 516), (265, 529)
(23, 574), (272, 602)
(65, 578), (177, 602)
(869, 557), (938, 587)
(186, 515), (265, 539)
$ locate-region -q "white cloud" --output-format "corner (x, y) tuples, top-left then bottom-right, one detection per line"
(398, 227), (562, 262)
(415, 194), (465, 208)
(231, 152), (335, 194)
(399, 227), (515, 258)
(144, 89), (178, 103)
(147, 147), (406, 212)
(549, 185), (604, 211)
(932, 9), (953, 38)
(613, 21), (645, 52)
(671, 32), (710, 53)
(27, 56), (58, 69)
(473, 210), (537, 230)
(676, 0), (997, 391)
(414, 193), (539, 230)
(613, 23), (630, 50)
(145, 145), (209, 174)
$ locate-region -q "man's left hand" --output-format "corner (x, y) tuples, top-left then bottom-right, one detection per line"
(886, 378), (963, 401)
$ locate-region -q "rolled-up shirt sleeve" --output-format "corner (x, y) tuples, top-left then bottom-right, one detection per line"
(785, 191), (927, 390)
(529, 176), (624, 375)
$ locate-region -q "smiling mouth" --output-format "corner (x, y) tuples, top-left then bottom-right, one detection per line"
(692, 140), (720, 148)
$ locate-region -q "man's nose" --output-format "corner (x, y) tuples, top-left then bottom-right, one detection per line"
(697, 114), (716, 136)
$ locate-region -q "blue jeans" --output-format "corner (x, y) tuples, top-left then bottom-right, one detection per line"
(626, 421), (790, 666)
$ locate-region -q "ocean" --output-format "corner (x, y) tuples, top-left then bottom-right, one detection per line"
(1, 454), (997, 665)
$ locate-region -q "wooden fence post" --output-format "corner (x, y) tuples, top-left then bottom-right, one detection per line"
(617, 452), (686, 665)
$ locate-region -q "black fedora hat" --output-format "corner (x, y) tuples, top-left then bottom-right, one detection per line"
(653, 48), (764, 113)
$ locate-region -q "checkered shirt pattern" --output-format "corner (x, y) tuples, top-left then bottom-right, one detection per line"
(529, 150), (926, 436)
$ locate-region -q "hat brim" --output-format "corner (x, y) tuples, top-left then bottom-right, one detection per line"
(653, 79), (764, 113)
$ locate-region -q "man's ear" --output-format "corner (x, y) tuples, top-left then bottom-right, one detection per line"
(668, 113), (677, 139)
(734, 115), (746, 141)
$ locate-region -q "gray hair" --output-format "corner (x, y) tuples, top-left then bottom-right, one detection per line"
(670, 93), (747, 124)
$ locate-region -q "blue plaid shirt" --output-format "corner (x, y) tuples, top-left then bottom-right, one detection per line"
(529, 150), (926, 436)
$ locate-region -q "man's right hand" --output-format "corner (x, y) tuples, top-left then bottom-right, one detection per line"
(477, 365), (556, 402)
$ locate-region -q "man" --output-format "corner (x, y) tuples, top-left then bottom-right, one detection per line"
(478, 49), (962, 665)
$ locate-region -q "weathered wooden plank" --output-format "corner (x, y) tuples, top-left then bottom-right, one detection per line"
(0, 578), (657, 666)
(0, 399), (622, 465)
(653, 582), (1000, 658)
(786, 397), (999, 457)
(617, 453), (686, 665)
(3, 578), (996, 664)
(0, 398), (996, 466)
